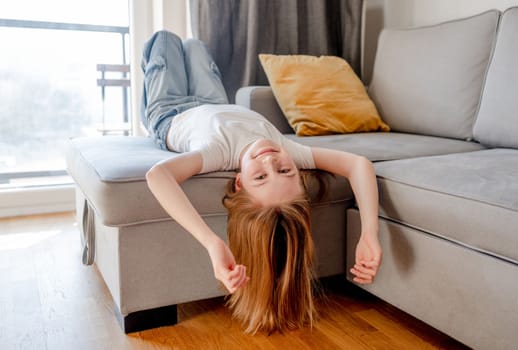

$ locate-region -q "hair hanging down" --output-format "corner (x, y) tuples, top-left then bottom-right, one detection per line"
(222, 175), (318, 334)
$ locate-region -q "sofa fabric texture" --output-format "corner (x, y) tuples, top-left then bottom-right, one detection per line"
(375, 149), (518, 263)
(66, 136), (353, 227)
(368, 10), (499, 140)
(474, 7), (518, 148)
(66, 136), (234, 226)
(346, 210), (518, 350)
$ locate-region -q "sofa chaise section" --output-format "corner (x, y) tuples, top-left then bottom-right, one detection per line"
(65, 134), (355, 332)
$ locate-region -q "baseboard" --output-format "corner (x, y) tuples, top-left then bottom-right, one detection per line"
(0, 184), (75, 218)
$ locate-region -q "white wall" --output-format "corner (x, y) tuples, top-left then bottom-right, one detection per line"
(384, 0), (518, 27)
(363, 0), (518, 83)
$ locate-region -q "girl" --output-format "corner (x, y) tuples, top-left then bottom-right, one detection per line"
(142, 31), (382, 333)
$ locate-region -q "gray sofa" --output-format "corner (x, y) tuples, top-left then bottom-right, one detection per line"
(66, 8), (518, 349)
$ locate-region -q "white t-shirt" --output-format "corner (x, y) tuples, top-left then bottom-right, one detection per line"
(166, 104), (315, 173)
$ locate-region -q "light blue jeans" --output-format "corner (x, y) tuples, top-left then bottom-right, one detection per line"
(140, 30), (228, 150)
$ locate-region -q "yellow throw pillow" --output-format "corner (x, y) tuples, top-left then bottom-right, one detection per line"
(259, 54), (390, 136)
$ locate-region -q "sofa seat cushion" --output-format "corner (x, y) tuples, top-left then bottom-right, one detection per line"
(66, 136), (353, 226)
(66, 136), (233, 226)
(285, 132), (485, 162)
(374, 149), (518, 263)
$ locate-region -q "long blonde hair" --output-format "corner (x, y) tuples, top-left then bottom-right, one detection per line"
(222, 174), (318, 334)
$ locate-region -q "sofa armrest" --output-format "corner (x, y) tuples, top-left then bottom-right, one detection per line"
(235, 86), (294, 134)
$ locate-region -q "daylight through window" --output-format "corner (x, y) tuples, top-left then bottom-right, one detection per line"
(0, 0), (130, 188)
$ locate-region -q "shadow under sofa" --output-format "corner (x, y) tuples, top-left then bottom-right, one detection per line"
(66, 7), (518, 350)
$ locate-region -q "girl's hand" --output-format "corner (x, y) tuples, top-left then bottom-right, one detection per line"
(206, 237), (249, 293)
(350, 232), (382, 284)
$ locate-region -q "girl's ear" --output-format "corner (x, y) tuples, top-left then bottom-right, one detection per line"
(235, 173), (242, 191)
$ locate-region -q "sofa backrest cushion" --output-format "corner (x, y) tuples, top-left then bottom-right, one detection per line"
(368, 10), (499, 140)
(473, 7), (518, 149)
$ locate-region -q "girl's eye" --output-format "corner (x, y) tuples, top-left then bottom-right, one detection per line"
(279, 168), (291, 174)
(255, 174), (267, 180)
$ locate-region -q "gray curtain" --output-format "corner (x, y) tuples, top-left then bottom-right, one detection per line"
(190, 0), (364, 102)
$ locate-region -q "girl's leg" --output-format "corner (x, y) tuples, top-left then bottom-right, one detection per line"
(182, 39), (229, 104)
(140, 30), (200, 149)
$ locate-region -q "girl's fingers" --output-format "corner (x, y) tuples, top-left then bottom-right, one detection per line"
(230, 265), (245, 285)
(226, 265), (249, 292)
(358, 259), (381, 268)
(234, 272), (249, 290)
(350, 267), (372, 282)
(354, 263), (377, 276)
(228, 264), (244, 280)
(353, 276), (373, 284)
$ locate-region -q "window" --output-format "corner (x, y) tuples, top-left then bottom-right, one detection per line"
(0, 0), (130, 189)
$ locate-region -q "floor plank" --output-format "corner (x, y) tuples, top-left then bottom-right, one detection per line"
(0, 212), (471, 349)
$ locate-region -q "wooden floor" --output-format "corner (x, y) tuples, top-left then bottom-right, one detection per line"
(0, 212), (471, 350)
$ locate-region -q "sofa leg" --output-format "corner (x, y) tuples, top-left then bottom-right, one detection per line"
(115, 304), (178, 333)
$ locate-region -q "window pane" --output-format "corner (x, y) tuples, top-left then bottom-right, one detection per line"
(0, 0), (129, 26)
(0, 27), (129, 175)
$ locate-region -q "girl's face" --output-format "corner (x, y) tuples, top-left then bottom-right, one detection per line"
(236, 139), (304, 206)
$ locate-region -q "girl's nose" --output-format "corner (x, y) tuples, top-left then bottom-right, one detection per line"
(261, 154), (278, 167)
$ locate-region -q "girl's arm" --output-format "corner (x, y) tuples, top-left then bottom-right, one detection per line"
(146, 151), (249, 293)
(311, 147), (382, 284)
